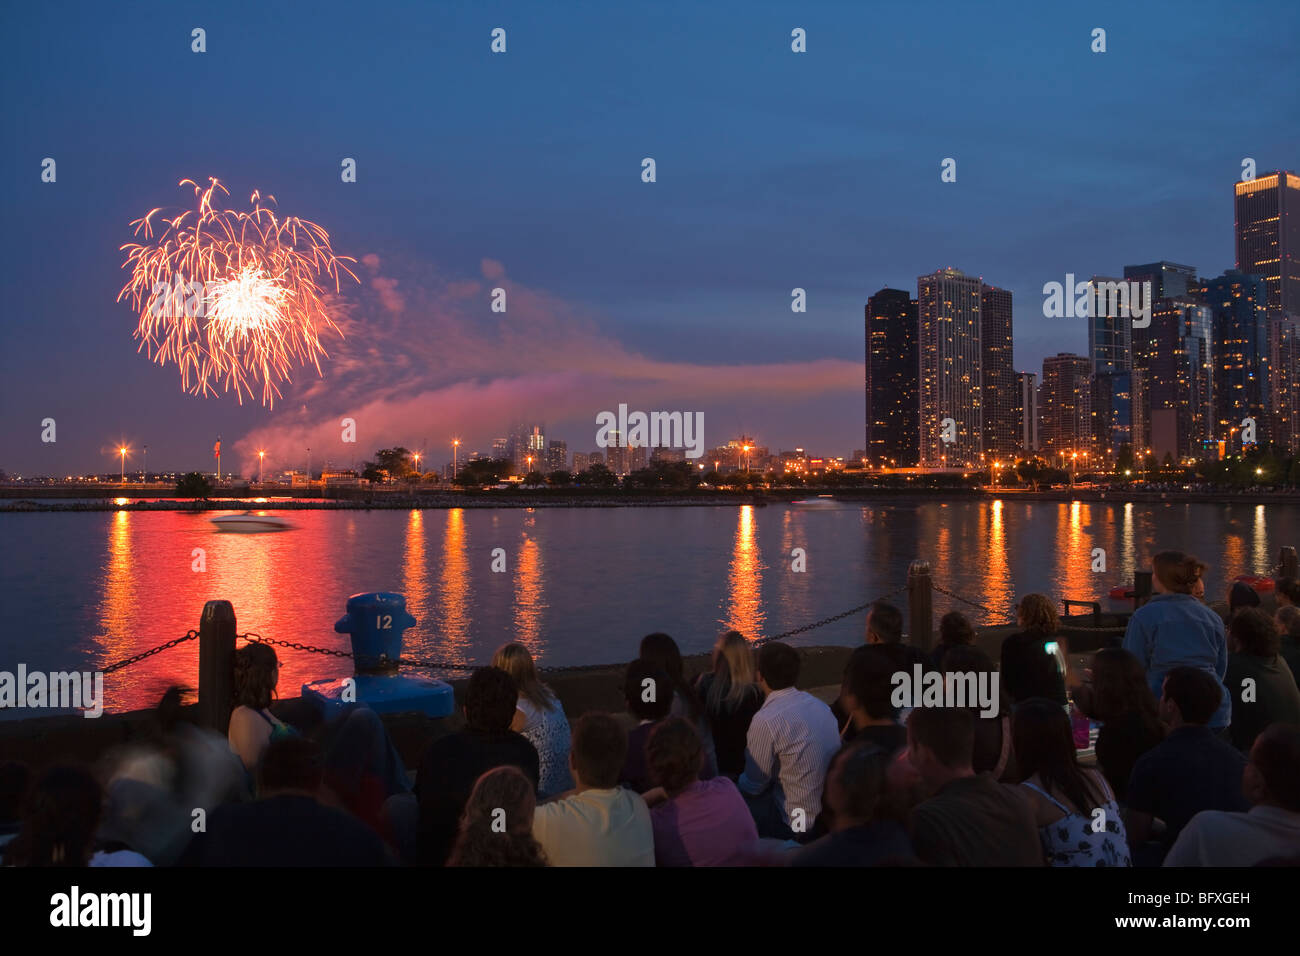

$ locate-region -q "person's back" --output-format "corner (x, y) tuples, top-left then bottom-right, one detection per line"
(533, 713), (654, 867)
(1224, 609), (1300, 752)
(516, 693), (573, 797)
(696, 672), (762, 777)
(1128, 727), (1248, 850)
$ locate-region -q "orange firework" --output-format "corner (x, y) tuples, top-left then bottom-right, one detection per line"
(118, 177), (357, 406)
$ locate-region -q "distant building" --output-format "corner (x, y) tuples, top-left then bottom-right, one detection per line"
(491, 438), (508, 459)
(981, 284), (1016, 460)
(918, 268), (983, 468)
(1140, 297), (1214, 459)
(1018, 371), (1039, 453)
(864, 288), (919, 467)
(1040, 354), (1092, 458)
(321, 469), (360, 487)
(546, 439), (568, 473)
(572, 452), (590, 472)
(1235, 172), (1300, 318)
(1200, 270), (1269, 443)
(650, 447), (686, 464)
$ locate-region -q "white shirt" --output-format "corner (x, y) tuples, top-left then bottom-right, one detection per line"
(533, 787), (654, 867)
(1164, 805), (1300, 867)
(738, 686), (841, 823)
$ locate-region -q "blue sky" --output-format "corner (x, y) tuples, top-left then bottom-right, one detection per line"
(2, 0), (1297, 475)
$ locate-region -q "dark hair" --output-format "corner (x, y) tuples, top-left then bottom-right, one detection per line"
(0, 761), (31, 822)
(1229, 581), (1262, 613)
(464, 666), (520, 732)
(258, 736), (323, 795)
(625, 660), (673, 722)
(938, 611), (977, 647)
(1229, 607), (1280, 657)
(1252, 723), (1300, 812)
(234, 642), (279, 710)
(867, 602), (904, 644)
(830, 742), (891, 822)
(1152, 550), (1206, 594)
(842, 645), (902, 720)
(757, 642), (800, 690)
(571, 713), (627, 789)
(447, 766), (547, 867)
(1275, 577), (1300, 605)
(1161, 666), (1223, 726)
(3, 765), (101, 867)
(907, 707), (974, 769)
(1089, 648), (1160, 725)
(1012, 698), (1099, 813)
(937, 644), (1010, 717)
(639, 633), (703, 720)
(646, 718), (703, 794)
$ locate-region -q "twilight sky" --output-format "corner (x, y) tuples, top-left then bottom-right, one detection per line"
(2, 0), (1297, 476)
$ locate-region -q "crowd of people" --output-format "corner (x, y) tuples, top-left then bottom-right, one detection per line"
(3, 554), (1300, 867)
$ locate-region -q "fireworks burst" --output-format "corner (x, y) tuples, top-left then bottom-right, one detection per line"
(118, 177), (357, 406)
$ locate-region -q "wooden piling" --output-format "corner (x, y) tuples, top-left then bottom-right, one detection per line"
(908, 560), (933, 652)
(198, 600), (236, 734)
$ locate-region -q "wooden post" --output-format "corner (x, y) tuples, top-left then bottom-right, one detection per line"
(198, 600), (236, 734)
(1279, 546), (1298, 580)
(908, 560), (933, 652)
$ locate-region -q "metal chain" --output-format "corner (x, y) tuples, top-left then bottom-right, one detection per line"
(754, 583), (910, 645)
(101, 630), (199, 673)
(931, 582), (994, 614)
(239, 632), (354, 659)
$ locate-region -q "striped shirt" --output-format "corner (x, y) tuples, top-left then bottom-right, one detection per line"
(738, 686), (841, 823)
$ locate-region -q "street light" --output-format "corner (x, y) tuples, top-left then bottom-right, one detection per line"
(452, 438), (460, 477)
(118, 445), (128, 482)
(258, 449), (266, 484)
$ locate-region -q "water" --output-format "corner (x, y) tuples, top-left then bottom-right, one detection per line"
(1, 499), (1295, 717)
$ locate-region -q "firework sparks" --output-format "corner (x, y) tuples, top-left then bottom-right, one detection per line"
(118, 178), (356, 406)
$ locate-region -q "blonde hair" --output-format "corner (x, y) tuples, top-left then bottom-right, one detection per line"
(707, 631), (757, 710)
(1017, 593), (1059, 636)
(491, 642), (556, 711)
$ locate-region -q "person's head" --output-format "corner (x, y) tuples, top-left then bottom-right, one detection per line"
(233, 642), (279, 710)
(1015, 594), (1058, 636)
(707, 631), (757, 707)
(3, 765), (102, 867)
(1159, 666), (1223, 728)
(1151, 550), (1206, 595)
(906, 706), (974, 786)
(938, 611), (976, 647)
(1243, 723), (1300, 812)
(639, 632), (701, 719)
(1192, 576), (1206, 599)
(825, 742), (891, 830)
(569, 713), (627, 790)
(1275, 577), (1300, 609)
(463, 666), (520, 733)
(1277, 605), (1300, 640)
(865, 602), (904, 645)
(646, 718), (703, 796)
(756, 642), (800, 692)
(1228, 607), (1281, 658)
(0, 761), (31, 823)
(1011, 697), (1094, 811)
(1228, 581), (1262, 613)
(935, 644), (1007, 718)
(1087, 648), (1158, 723)
(491, 642), (555, 710)
(448, 766), (547, 867)
(841, 645), (902, 724)
(258, 736), (323, 797)
(625, 659), (673, 722)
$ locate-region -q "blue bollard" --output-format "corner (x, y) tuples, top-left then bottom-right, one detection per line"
(301, 591), (454, 719)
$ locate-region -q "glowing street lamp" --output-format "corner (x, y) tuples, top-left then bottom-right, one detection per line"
(118, 445), (128, 482)
(452, 438), (460, 477)
(258, 449), (266, 483)
(413, 451), (422, 477)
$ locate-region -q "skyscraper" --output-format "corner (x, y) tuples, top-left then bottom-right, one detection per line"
(1199, 270), (1269, 444)
(918, 268), (982, 468)
(546, 439), (568, 473)
(1124, 261), (1197, 301)
(981, 285), (1016, 459)
(864, 288), (919, 467)
(1141, 298), (1214, 460)
(1235, 172), (1300, 318)
(1040, 354), (1092, 459)
(1018, 371), (1039, 452)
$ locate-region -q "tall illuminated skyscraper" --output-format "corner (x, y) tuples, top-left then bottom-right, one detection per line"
(1040, 354), (1092, 457)
(1199, 270), (1269, 443)
(864, 288), (919, 467)
(917, 268), (983, 468)
(981, 285), (1016, 459)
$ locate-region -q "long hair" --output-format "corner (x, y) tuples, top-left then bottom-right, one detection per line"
(1089, 648), (1160, 727)
(1152, 551), (1206, 595)
(706, 631), (757, 711)
(4, 765), (102, 867)
(639, 632), (702, 721)
(1013, 698), (1101, 814)
(447, 766), (548, 867)
(1016, 594), (1059, 637)
(233, 642), (279, 710)
(491, 642), (556, 711)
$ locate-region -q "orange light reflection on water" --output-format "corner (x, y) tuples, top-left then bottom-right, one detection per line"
(725, 505), (765, 638)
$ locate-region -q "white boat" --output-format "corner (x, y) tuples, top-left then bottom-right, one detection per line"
(791, 496), (837, 507)
(210, 511), (293, 533)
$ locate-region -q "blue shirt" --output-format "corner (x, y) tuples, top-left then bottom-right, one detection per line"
(1122, 594), (1230, 729)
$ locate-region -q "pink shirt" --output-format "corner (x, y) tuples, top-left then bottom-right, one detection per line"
(650, 777), (759, 866)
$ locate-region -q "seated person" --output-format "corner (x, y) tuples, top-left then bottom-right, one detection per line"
(620, 659), (674, 793)
(1225, 608), (1300, 753)
(533, 714), (654, 866)
(793, 742), (917, 867)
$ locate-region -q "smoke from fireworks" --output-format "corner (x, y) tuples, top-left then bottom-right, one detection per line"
(118, 178), (357, 406)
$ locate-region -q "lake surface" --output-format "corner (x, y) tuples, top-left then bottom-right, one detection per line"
(2, 499), (1296, 717)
